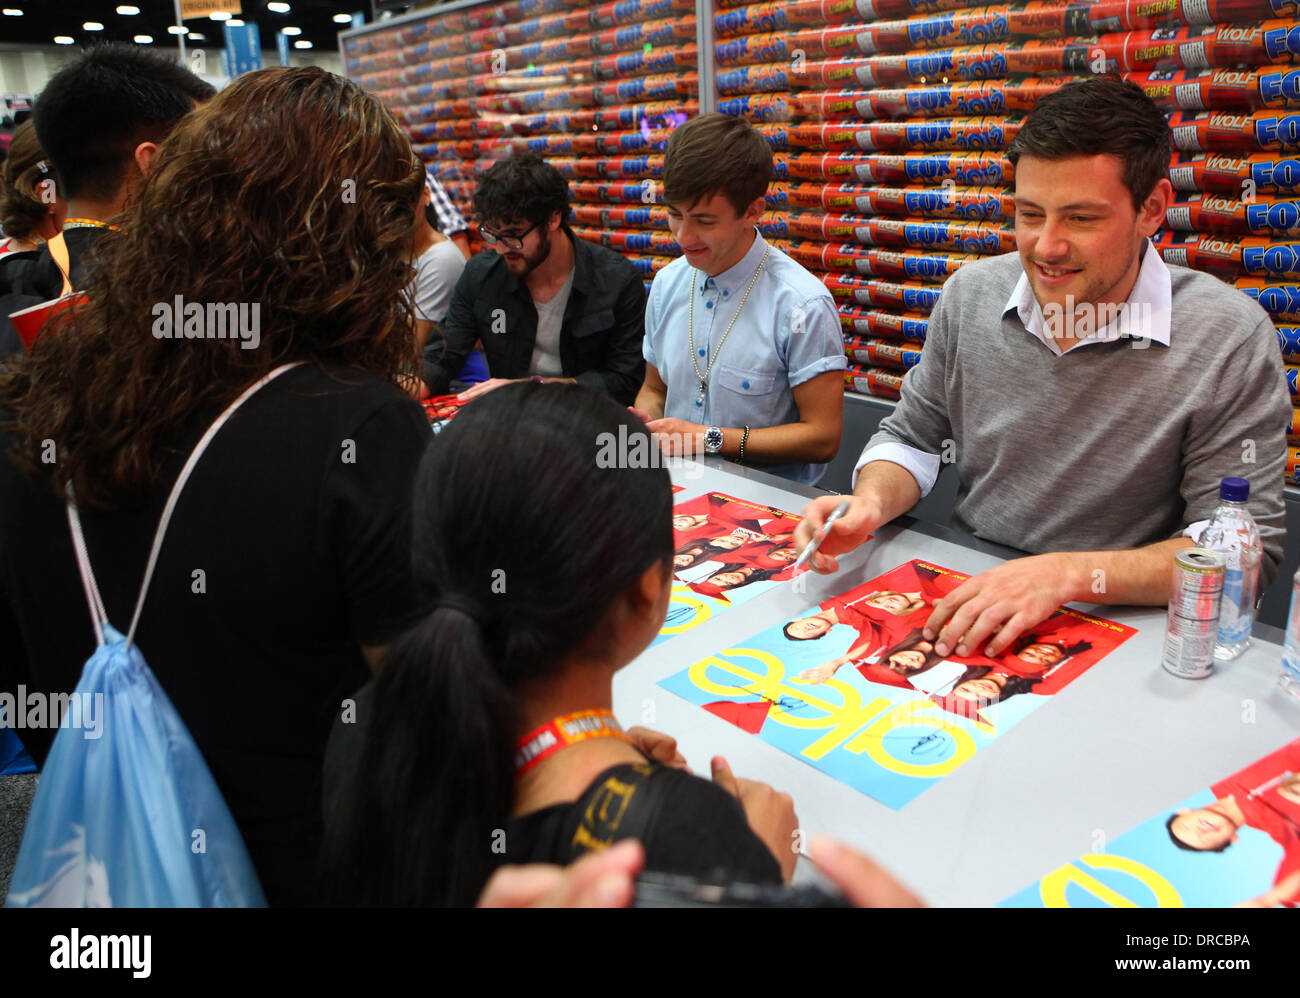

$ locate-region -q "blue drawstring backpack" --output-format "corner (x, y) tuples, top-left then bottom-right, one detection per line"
(5, 365), (301, 907)
(0, 727), (35, 775)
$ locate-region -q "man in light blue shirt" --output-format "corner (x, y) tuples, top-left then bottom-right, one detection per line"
(634, 113), (846, 486)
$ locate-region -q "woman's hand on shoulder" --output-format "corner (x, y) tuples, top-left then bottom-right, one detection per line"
(476, 840), (645, 908)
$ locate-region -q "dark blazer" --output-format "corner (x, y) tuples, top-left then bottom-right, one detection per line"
(423, 231), (646, 405)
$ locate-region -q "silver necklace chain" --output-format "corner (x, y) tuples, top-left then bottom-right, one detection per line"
(688, 243), (771, 408)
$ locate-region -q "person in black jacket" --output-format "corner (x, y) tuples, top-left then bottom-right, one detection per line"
(422, 154), (646, 405)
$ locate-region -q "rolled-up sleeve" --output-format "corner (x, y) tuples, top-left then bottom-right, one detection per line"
(783, 294), (847, 387)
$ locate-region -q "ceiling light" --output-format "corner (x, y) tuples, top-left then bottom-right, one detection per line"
(1, 9), (24, 16)
(134, 34), (153, 44)
(226, 18), (245, 25)
(54, 35), (75, 44)
(167, 25), (187, 35)
(210, 11), (230, 20)
(268, 2), (291, 11)
(116, 5), (140, 14)
(188, 32), (205, 40)
(84, 21), (104, 30)
(293, 40), (311, 48)
(333, 13), (351, 23)
(281, 26), (300, 35)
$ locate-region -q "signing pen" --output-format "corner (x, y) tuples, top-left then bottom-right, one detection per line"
(791, 499), (851, 575)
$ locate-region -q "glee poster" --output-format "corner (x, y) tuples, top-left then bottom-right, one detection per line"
(1003, 739), (1300, 908)
(653, 492), (809, 648)
(659, 560), (1138, 808)
(422, 394), (466, 433)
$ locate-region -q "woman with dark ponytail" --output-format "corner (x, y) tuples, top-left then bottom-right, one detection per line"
(322, 382), (797, 906)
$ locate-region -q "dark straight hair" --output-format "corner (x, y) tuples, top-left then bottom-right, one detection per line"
(320, 382), (674, 906)
(662, 112), (773, 217)
(33, 42), (215, 201)
(1006, 77), (1172, 212)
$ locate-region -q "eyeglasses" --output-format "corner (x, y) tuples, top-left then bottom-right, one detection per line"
(479, 221), (539, 251)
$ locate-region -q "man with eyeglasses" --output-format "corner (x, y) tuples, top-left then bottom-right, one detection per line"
(422, 154), (646, 405)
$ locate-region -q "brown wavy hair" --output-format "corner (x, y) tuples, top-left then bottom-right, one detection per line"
(0, 120), (58, 240)
(0, 67), (423, 511)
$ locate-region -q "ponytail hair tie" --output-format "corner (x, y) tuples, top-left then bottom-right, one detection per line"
(435, 594), (486, 628)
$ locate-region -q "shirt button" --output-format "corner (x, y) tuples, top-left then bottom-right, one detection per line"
(742, 381), (750, 389)
(705, 301), (713, 309)
(699, 348), (706, 356)
(723, 290), (729, 296)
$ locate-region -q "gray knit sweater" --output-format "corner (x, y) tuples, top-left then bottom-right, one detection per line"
(867, 250), (1291, 585)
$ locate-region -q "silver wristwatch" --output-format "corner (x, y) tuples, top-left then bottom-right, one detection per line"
(704, 426), (724, 455)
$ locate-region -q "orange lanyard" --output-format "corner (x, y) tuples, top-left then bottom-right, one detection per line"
(62, 218), (119, 231)
(514, 708), (634, 776)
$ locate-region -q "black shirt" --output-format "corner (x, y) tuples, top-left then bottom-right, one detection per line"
(425, 232), (646, 405)
(0, 227), (106, 361)
(506, 763), (784, 884)
(322, 686), (782, 890)
(0, 364), (431, 906)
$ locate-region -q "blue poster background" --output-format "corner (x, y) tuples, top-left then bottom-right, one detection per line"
(658, 606), (1042, 809)
(1002, 786), (1287, 907)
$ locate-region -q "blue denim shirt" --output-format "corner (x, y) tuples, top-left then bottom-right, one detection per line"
(643, 231), (846, 485)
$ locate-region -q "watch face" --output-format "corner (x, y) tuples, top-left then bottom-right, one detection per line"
(705, 427), (724, 453)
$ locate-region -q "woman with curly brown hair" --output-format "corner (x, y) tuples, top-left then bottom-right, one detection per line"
(0, 68), (430, 906)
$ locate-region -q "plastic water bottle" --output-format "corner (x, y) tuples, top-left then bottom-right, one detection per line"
(1282, 570), (1300, 702)
(1199, 477), (1261, 661)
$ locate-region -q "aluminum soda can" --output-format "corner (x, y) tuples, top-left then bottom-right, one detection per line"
(1162, 548), (1226, 678)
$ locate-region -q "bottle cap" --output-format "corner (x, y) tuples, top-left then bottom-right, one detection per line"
(1220, 477), (1249, 502)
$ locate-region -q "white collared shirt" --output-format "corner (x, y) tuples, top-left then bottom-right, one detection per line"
(854, 241), (1174, 497)
(1007, 240), (1172, 356)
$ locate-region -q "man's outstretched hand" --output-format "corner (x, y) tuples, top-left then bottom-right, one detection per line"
(923, 552), (1080, 658)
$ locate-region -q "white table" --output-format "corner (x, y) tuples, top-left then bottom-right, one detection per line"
(615, 459), (1300, 906)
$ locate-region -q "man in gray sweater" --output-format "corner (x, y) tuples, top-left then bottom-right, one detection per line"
(796, 78), (1290, 661)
